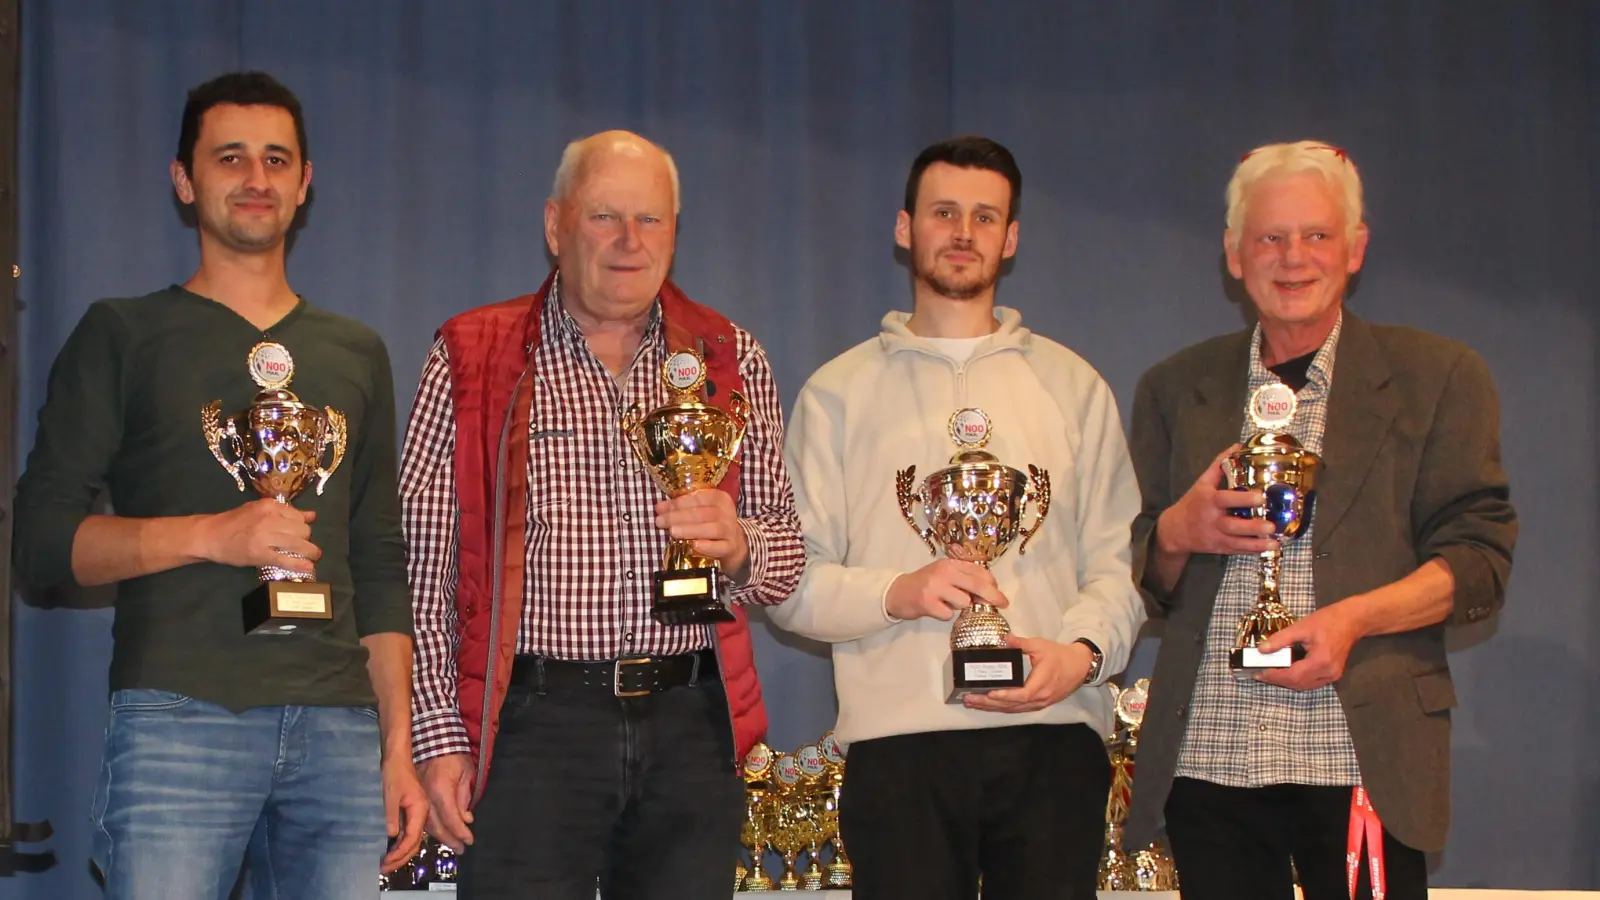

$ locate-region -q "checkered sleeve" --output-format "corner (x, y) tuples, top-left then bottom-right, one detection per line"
(727, 329), (804, 607)
(400, 339), (473, 763)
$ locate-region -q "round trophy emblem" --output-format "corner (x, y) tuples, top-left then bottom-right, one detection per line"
(663, 350), (706, 394)
(743, 742), (774, 779)
(247, 341), (295, 390)
(796, 744), (828, 779)
(819, 731), (846, 765)
(774, 754), (802, 786)
(947, 408), (992, 449)
(1115, 677), (1150, 730)
(1248, 382), (1297, 430)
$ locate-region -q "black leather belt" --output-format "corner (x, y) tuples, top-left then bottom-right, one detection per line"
(510, 650), (718, 698)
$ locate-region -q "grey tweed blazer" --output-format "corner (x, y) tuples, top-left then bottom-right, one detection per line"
(1124, 311), (1517, 853)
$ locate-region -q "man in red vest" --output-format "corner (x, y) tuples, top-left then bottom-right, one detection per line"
(400, 130), (804, 898)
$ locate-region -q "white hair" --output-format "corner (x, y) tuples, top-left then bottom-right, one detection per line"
(1226, 140), (1363, 247)
(550, 132), (681, 214)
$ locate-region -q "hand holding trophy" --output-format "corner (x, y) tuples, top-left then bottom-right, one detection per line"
(1225, 382), (1319, 672)
(896, 409), (1050, 702)
(202, 341), (346, 635)
(621, 348), (750, 625)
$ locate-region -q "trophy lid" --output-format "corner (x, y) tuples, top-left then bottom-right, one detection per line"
(773, 753), (802, 788)
(663, 349), (707, 398)
(948, 408), (993, 450)
(1248, 381), (1297, 431)
(743, 742), (774, 781)
(248, 341), (295, 391)
(819, 731), (846, 766)
(1115, 678), (1150, 730)
(795, 744), (827, 779)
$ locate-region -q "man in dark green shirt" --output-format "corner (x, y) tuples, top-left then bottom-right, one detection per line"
(12, 71), (426, 899)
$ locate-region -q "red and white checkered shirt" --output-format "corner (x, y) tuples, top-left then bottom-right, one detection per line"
(402, 284), (804, 762)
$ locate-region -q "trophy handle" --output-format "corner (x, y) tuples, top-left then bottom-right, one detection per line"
(619, 402), (654, 469)
(315, 406), (348, 496)
(1017, 464), (1051, 555)
(894, 466), (938, 556)
(201, 401), (247, 492)
(725, 390), (751, 459)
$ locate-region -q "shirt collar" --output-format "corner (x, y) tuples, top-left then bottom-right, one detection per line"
(1248, 310), (1343, 389)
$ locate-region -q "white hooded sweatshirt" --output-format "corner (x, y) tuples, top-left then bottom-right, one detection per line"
(771, 307), (1146, 747)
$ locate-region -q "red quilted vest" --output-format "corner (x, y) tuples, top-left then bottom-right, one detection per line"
(437, 270), (768, 805)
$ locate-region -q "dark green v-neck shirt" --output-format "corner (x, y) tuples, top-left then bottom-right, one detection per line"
(13, 286), (412, 711)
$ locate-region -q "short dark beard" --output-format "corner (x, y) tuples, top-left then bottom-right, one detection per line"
(920, 270), (990, 300)
(912, 242), (998, 300)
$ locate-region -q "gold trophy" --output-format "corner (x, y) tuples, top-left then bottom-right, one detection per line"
(818, 732), (852, 888)
(896, 409), (1050, 701)
(769, 753), (807, 891)
(1098, 678), (1178, 891)
(621, 348), (749, 625)
(794, 744), (831, 890)
(202, 341), (347, 636)
(1225, 382), (1319, 672)
(740, 743), (778, 892)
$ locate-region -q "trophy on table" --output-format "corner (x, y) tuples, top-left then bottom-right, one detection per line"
(202, 341), (346, 636)
(769, 753), (808, 891)
(1098, 678), (1178, 891)
(794, 743), (831, 890)
(740, 742), (778, 892)
(621, 348), (750, 625)
(1224, 382), (1319, 672)
(818, 732), (852, 888)
(896, 409), (1050, 701)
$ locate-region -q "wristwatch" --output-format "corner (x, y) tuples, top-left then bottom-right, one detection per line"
(1075, 638), (1104, 685)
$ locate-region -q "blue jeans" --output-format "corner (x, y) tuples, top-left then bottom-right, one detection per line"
(90, 690), (386, 900)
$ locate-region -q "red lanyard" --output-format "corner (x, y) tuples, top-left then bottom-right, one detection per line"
(1345, 786), (1386, 900)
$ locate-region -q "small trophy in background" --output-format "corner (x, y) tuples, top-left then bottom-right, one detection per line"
(769, 753), (807, 891)
(896, 409), (1050, 701)
(740, 743), (778, 892)
(621, 348), (750, 625)
(1225, 382), (1319, 672)
(818, 732), (852, 888)
(794, 744), (831, 890)
(203, 341), (346, 636)
(1097, 678), (1178, 891)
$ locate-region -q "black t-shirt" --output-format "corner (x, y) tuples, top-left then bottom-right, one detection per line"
(13, 286), (411, 710)
(1268, 349), (1318, 393)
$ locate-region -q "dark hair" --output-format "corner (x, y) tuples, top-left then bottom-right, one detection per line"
(175, 71), (308, 175)
(903, 135), (1022, 221)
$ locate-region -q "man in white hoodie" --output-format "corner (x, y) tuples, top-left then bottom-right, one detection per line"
(771, 136), (1146, 900)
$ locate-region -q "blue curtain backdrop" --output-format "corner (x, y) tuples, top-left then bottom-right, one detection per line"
(8, 2), (1597, 897)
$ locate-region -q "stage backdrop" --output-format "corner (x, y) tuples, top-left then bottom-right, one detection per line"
(9, 2), (1597, 897)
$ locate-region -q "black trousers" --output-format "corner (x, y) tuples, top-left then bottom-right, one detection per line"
(1165, 777), (1429, 900)
(839, 724), (1110, 900)
(456, 661), (744, 899)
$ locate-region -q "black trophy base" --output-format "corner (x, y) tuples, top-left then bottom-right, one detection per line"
(1229, 643), (1308, 673)
(650, 567), (735, 625)
(946, 647), (1027, 703)
(244, 580), (334, 636)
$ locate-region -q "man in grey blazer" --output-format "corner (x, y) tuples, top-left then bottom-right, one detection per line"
(1124, 140), (1516, 900)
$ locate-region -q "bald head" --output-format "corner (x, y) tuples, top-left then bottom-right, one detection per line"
(551, 130), (681, 214)
(543, 130), (680, 325)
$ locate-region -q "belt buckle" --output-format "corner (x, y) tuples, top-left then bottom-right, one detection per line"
(614, 657), (654, 698)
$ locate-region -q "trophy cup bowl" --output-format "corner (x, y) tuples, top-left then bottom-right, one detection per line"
(1224, 430), (1319, 671)
(896, 446), (1050, 702)
(620, 351), (749, 626)
(203, 388), (347, 636)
